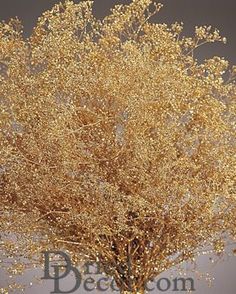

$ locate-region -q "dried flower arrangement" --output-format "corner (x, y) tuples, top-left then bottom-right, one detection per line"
(0, 1), (235, 293)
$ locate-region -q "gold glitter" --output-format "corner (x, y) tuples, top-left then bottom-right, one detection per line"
(0, 1), (235, 293)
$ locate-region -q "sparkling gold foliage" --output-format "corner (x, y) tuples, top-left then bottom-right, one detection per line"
(0, 0), (236, 292)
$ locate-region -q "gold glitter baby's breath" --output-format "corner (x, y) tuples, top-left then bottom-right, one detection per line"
(0, 1), (235, 293)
